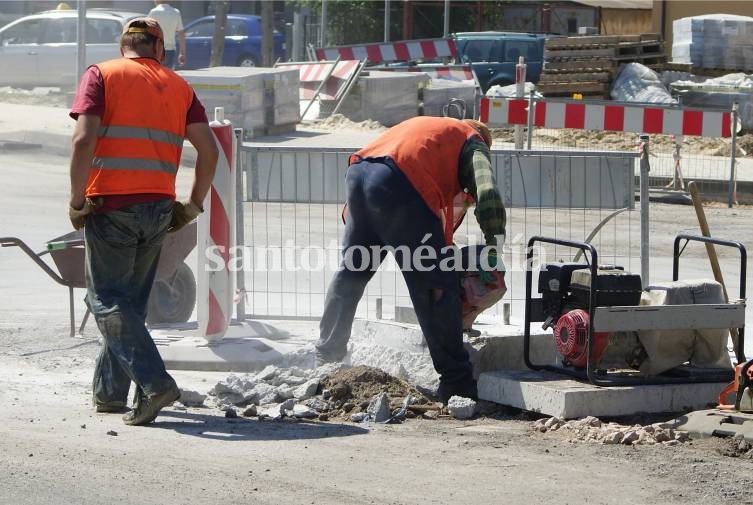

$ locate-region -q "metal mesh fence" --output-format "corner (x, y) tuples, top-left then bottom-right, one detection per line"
(238, 145), (639, 323)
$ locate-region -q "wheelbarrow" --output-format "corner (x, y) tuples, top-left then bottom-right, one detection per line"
(0, 222), (198, 337)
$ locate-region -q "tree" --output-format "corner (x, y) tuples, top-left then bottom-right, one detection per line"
(210, 1), (229, 67)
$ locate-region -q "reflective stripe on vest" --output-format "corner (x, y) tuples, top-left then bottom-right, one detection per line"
(350, 117), (479, 244)
(85, 57), (194, 198)
(98, 125), (185, 147)
(92, 156), (178, 174)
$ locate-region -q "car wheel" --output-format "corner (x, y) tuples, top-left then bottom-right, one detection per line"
(146, 262), (196, 325)
(236, 53), (259, 67)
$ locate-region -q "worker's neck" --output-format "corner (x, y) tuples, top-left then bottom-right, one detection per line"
(122, 49), (159, 61)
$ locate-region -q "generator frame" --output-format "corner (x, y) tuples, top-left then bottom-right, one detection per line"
(523, 234), (747, 386)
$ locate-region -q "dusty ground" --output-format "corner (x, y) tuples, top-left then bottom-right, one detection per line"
(2, 90), (753, 504)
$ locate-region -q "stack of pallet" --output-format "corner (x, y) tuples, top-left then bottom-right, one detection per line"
(539, 34), (666, 99)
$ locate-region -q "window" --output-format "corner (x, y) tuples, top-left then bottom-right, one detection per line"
(227, 19), (248, 37)
(0, 19), (43, 45)
(462, 40), (492, 63)
(88, 19), (121, 44)
(185, 20), (214, 38)
(41, 18), (77, 44)
(505, 41), (539, 63)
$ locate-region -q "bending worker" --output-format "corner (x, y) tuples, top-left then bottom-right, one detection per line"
(67, 17), (218, 425)
(316, 117), (506, 403)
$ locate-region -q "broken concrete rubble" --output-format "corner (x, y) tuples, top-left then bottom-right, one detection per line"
(206, 364), (445, 423)
(178, 388), (207, 407)
(366, 393), (391, 423)
(533, 416), (691, 446)
(447, 396), (477, 420)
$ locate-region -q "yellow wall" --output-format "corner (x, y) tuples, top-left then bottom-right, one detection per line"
(601, 8), (654, 35)
(653, 0), (753, 46)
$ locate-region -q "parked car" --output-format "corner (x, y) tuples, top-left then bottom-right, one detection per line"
(0, 9), (142, 88)
(452, 32), (549, 93)
(181, 14), (285, 69)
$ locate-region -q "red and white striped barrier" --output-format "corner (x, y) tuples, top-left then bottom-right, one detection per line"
(277, 60), (362, 100)
(370, 64), (474, 82)
(197, 110), (236, 341)
(479, 97), (733, 138)
(315, 38), (456, 65)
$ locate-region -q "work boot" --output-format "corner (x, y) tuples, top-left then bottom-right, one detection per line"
(314, 351), (344, 368)
(122, 382), (180, 426)
(95, 401), (129, 414)
(437, 379), (478, 404)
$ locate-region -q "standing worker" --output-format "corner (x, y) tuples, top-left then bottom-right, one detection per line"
(316, 117), (506, 403)
(148, 0), (186, 69)
(67, 17), (218, 425)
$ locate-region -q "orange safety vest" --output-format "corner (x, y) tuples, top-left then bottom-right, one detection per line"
(349, 116), (482, 245)
(84, 57), (194, 198)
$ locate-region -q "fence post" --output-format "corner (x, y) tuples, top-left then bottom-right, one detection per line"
(514, 56), (527, 150)
(640, 134), (650, 288)
(234, 128), (246, 322)
(526, 89), (535, 150)
(729, 103), (738, 208)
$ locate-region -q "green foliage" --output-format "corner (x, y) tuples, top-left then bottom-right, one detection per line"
(288, 0), (398, 46)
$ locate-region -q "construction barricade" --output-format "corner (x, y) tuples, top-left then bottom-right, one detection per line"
(274, 59), (366, 120)
(480, 96), (740, 205)
(314, 37), (457, 65)
(196, 109), (237, 341)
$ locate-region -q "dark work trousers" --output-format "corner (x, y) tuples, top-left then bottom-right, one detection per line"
(317, 159), (474, 390)
(86, 199), (178, 407)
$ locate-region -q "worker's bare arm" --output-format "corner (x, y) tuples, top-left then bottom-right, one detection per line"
(185, 122), (219, 207)
(69, 114), (100, 209)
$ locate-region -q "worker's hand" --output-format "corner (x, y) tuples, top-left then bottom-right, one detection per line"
(478, 250), (500, 285)
(178, 53), (185, 67)
(169, 199), (203, 233)
(68, 197), (101, 230)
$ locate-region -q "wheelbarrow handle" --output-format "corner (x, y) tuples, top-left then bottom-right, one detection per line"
(0, 236), (67, 285)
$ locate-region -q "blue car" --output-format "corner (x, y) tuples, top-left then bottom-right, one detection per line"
(181, 14), (285, 69)
(453, 32), (548, 93)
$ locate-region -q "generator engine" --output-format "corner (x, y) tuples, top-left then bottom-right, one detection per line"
(538, 263), (643, 368)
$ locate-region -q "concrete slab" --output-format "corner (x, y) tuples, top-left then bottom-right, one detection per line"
(152, 319), (318, 372)
(151, 316), (555, 390)
(478, 370), (728, 419)
(667, 409), (753, 442)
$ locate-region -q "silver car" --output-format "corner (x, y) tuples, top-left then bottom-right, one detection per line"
(0, 9), (142, 89)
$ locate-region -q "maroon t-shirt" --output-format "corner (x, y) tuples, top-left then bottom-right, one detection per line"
(70, 60), (209, 212)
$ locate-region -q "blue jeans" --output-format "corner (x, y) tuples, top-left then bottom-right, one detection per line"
(86, 199), (177, 406)
(163, 49), (176, 69)
(317, 160), (474, 389)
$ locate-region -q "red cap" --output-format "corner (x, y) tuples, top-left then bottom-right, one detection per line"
(122, 17), (164, 41)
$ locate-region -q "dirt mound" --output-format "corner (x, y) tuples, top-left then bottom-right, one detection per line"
(300, 113), (387, 132)
(320, 365), (431, 405)
(311, 365), (440, 421)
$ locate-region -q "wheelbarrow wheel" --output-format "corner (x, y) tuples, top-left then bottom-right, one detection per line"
(146, 262), (196, 324)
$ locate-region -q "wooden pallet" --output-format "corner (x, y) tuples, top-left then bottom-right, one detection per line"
(660, 62), (752, 77)
(539, 72), (611, 83)
(545, 33), (661, 50)
(546, 47), (665, 60)
(536, 81), (609, 94)
(544, 59), (616, 72)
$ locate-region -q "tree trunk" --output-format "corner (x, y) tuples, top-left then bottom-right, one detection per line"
(210, 1), (229, 67)
(261, 0), (274, 67)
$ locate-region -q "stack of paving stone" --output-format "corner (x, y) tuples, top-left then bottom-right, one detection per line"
(671, 14), (753, 71)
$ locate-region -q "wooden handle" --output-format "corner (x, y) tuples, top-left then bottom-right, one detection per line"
(688, 181), (740, 359)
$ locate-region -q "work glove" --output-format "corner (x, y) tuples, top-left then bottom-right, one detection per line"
(68, 197), (101, 230)
(169, 199), (203, 233)
(478, 250), (500, 285)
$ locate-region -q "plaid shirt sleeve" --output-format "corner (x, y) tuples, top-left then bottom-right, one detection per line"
(458, 138), (506, 245)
